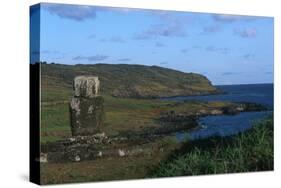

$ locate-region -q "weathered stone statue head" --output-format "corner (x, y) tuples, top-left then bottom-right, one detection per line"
(74, 76), (100, 98)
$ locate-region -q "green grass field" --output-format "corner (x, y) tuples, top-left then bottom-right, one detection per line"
(40, 95), (233, 143)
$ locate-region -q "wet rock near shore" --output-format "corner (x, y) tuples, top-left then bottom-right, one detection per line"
(222, 102), (267, 115)
(159, 111), (198, 123)
(241, 102), (268, 111)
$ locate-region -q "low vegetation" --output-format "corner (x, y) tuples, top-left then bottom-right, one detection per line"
(149, 115), (273, 177)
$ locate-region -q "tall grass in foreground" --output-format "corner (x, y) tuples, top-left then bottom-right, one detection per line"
(149, 115), (273, 177)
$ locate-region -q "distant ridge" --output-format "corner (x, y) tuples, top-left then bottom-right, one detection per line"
(40, 63), (220, 100)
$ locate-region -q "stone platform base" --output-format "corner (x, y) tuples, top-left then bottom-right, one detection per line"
(40, 133), (163, 163)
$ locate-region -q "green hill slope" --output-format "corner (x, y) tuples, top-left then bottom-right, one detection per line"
(40, 63), (220, 101)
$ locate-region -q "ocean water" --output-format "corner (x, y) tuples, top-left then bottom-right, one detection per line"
(166, 83), (274, 140)
(165, 84), (273, 109)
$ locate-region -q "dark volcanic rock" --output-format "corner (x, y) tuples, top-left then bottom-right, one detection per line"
(222, 102), (267, 115)
(41, 133), (162, 163)
(70, 96), (105, 136)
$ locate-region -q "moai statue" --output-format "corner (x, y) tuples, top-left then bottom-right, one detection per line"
(70, 76), (104, 136)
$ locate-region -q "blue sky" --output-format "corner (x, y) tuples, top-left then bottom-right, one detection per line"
(31, 3), (274, 85)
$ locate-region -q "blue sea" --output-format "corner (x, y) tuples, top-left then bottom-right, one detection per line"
(164, 83), (274, 140)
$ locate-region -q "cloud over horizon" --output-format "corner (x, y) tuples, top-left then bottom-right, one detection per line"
(73, 55), (109, 62)
(242, 53), (255, 59)
(212, 14), (257, 23)
(203, 25), (221, 34)
(221, 72), (242, 76)
(43, 4), (97, 21)
(205, 46), (229, 54)
(134, 22), (187, 40)
(98, 36), (126, 43)
(117, 58), (131, 62)
(180, 48), (188, 53)
(234, 28), (257, 38)
(155, 42), (165, 47)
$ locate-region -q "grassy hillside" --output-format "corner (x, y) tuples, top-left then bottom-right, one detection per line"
(40, 63), (219, 101)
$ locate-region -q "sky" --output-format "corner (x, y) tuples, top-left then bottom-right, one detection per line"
(30, 3), (274, 85)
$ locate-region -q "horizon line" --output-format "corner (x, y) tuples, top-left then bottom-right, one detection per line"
(32, 61), (273, 86)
